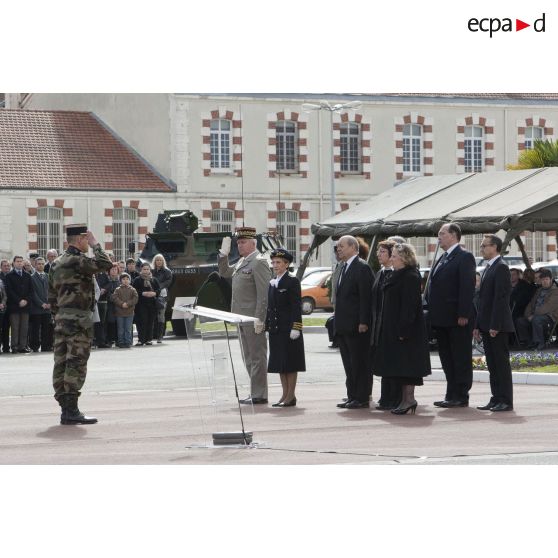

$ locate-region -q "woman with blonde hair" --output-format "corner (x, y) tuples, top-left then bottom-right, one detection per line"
(151, 253), (173, 343)
(373, 243), (431, 414)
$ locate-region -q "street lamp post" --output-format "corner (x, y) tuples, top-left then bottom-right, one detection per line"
(302, 100), (362, 264)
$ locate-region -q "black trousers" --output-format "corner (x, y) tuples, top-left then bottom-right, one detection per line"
(482, 330), (513, 407)
(434, 325), (473, 402)
(29, 313), (53, 351)
(94, 302), (108, 346)
(136, 304), (156, 344)
(370, 345), (400, 405)
(1, 310), (10, 352)
(336, 330), (371, 403)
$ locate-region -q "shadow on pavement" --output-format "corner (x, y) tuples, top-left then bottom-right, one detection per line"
(36, 425), (94, 440)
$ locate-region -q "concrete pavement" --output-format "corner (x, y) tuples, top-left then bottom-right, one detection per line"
(1, 331), (558, 464)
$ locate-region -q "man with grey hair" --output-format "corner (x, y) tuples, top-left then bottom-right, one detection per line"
(334, 235), (374, 409)
(44, 249), (58, 274)
(218, 227), (271, 404)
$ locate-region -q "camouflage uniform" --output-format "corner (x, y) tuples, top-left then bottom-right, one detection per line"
(48, 244), (112, 403)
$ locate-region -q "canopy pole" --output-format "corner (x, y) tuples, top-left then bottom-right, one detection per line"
(366, 235), (379, 267)
(296, 235), (321, 280)
(501, 229), (520, 258)
(422, 242), (441, 303)
(514, 235), (532, 269)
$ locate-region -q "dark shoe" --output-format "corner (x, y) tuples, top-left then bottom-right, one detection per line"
(135, 342), (144, 346)
(239, 397), (268, 405)
(157, 339), (163, 344)
(477, 402), (496, 410)
(440, 399), (469, 408)
(527, 343), (538, 350)
(337, 401), (350, 408)
(536, 344), (546, 350)
(490, 403), (513, 412)
(281, 397), (297, 407)
(18, 348), (31, 353)
(391, 401), (418, 415)
(272, 401), (284, 407)
(96, 344), (109, 349)
(145, 341), (153, 346)
(345, 400), (370, 409)
(433, 400), (449, 407)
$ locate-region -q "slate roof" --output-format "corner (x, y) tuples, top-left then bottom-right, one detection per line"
(0, 109), (174, 192)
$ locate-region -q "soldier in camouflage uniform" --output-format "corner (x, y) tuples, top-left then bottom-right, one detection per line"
(48, 225), (113, 425)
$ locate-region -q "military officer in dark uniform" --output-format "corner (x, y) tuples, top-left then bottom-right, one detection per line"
(48, 225), (113, 425)
(265, 248), (305, 407)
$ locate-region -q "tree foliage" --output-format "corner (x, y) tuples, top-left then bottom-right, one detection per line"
(507, 139), (558, 170)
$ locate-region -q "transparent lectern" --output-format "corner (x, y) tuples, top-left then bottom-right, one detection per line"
(173, 304), (259, 447)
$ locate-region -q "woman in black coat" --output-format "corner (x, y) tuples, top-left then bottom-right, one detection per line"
(370, 239), (400, 410)
(152, 254), (173, 343)
(374, 243), (431, 414)
(265, 249), (305, 407)
(132, 263), (161, 346)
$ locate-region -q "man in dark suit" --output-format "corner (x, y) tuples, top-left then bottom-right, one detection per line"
(5, 255), (32, 353)
(473, 235), (515, 412)
(426, 223), (476, 407)
(29, 257), (53, 352)
(0, 259), (11, 353)
(334, 235), (374, 409)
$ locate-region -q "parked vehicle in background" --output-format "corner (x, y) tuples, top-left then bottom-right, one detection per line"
(299, 266), (332, 280)
(139, 210), (281, 335)
(300, 270), (333, 314)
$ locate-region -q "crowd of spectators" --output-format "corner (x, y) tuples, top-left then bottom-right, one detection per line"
(0, 252), (173, 354)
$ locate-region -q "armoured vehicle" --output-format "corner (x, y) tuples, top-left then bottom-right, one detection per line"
(138, 210), (281, 336)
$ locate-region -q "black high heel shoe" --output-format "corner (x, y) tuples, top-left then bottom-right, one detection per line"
(280, 397), (297, 407)
(391, 401), (417, 415)
(272, 401), (285, 407)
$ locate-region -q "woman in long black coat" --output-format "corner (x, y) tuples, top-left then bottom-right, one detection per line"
(265, 249), (305, 407)
(133, 263), (161, 346)
(374, 243), (431, 414)
(370, 239), (400, 410)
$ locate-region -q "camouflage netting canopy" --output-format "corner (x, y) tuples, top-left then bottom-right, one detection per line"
(311, 167), (558, 243)
(298, 168), (558, 274)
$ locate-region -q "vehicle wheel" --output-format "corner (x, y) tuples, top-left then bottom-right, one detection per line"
(301, 297), (315, 315)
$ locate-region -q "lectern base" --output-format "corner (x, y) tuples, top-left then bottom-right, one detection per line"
(212, 431), (253, 445)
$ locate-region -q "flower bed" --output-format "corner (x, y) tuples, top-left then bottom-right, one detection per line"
(473, 352), (558, 371)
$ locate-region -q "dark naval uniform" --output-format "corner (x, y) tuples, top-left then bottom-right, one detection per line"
(265, 273), (306, 373)
(48, 242), (112, 424)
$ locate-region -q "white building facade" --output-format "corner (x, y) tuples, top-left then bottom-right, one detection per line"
(10, 93), (558, 265)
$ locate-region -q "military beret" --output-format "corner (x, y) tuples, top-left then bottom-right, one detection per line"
(234, 226), (257, 239)
(270, 248), (294, 263)
(65, 224), (88, 236)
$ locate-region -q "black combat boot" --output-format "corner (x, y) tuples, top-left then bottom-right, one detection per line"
(60, 394), (98, 425)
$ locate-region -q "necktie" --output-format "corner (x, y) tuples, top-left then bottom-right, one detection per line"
(481, 264), (491, 284)
(433, 252), (448, 275)
(338, 263), (347, 286)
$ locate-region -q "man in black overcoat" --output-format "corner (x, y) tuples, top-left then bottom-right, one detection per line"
(473, 235), (515, 412)
(334, 235), (374, 409)
(425, 223), (476, 407)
